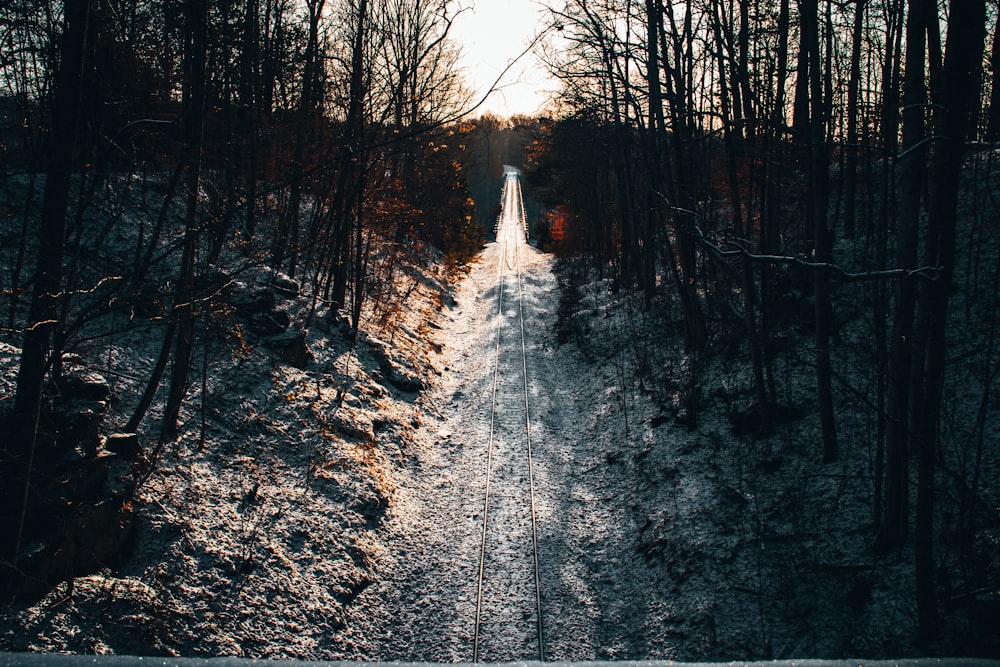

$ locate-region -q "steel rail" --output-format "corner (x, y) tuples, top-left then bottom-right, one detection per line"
(472, 181), (508, 663)
(513, 177), (546, 662)
(472, 173), (545, 663)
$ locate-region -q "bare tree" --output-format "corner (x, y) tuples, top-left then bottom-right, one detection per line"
(5, 0), (92, 600)
(160, 0), (208, 441)
(878, 0), (932, 553)
(910, 0), (987, 638)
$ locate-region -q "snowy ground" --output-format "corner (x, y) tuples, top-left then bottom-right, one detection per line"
(333, 173), (647, 662)
(314, 175), (931, 661)
(1, 171), (991, 660)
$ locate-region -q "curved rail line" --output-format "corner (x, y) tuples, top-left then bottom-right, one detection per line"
(472, 173), (545, 662)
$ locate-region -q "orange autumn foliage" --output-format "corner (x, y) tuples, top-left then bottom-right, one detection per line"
(544, 205), (583, 256)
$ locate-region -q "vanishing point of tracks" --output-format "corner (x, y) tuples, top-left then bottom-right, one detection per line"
(472, 170), (546, 662)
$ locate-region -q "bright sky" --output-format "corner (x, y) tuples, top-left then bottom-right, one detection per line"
(450, 0), (556, 118)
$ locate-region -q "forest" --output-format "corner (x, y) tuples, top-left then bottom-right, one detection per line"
(1, 0), (999, 659)
(524, 0), (997, 650)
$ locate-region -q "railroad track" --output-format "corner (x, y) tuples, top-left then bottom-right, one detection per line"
(472, 172), (545, 663)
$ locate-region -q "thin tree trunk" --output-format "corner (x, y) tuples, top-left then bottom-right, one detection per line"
(660, 0), (707, 352)
(241, 0), (261, 238)
(986, 10), (1000, 141)
(6, 173), (38, 331)
(645, 0), (667, 311)
(912, 0), (986, 638)
(878, 0), (929, 552)
(332, 0), (368, 312)
(801, 0), (837, 461)
(5, 0), (91, 602)
(272, 0), (324, 277)
(843, 0), (866, 239)
(124, 320), (176, 434)
(711, 1), (768, 419)
(160, 0), (208, 442)
(759, 0), (791, 404)
(793, 0), (810, 138)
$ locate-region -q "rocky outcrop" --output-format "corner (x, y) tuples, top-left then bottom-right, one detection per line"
(267, 328), (311, 368)
(368, 339), (424, 393)
(227, 272), (313, 368)
(16, 498), (134, 601)
(0, 353), (135, 604)
(105, 432), (140, 459)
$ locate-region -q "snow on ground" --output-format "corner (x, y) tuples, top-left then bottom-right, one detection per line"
(323, 174), (932, 661)
(328, 176), (925, 662)
(1, 280), (437, 657)
(0, 178), (452, 655)
(0, 171), (985, 661)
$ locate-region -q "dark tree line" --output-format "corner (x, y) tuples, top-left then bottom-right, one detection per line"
(0, 0), (484, 601)
(461, 113), (545, 232)
(528, 0), (996, 648)
(2, 0), (999, 650)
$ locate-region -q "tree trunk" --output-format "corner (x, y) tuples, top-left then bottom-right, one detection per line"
(659, 0), (706, 352)
(756, 0), (791, 405)
(332, 0), (369, 313)
(710, 0), (768, 420)
(843, 0), (866, 239)
(878, 0), (930, 553)
(12, 0), (90, 422)
(4, 0), (91, 602)
(792, 0), (810, 138)
(241, 0), (261, 238)
(272, 0), (324, 277)
(872, 0), (904, 531)
(645, 0), (667, 310)
(912, 0), (986, 639)
(160, 0), (208, 442)
(801, 0), (837, 461)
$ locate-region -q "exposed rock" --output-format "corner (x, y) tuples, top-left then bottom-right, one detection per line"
(232, 288), (276, 317)
(249, 309), (290, 336)
(315, 308), (351, 336)
(370, 344), (424, 393)
(267, 328), (311, 368)
(105, 432), (140, 459)
(36, 447), (114, 517)
(330, 407), (375, 443)
(271, 274), (300, 299)
(351, 482), (389, 527)
(650, 413), (671, 427)
(51, 399), (107, 453)
(14, 499), (134, 601)
(335, 576), (373, 605)
(60, 367), (111, 402)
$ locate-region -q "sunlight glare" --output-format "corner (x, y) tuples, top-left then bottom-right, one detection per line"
(451, 0), (554, 118)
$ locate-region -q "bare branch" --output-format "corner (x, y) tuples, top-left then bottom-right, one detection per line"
(692, 226), (941, 282)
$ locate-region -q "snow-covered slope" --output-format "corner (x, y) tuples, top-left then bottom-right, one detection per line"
(2, 170), (995, 661)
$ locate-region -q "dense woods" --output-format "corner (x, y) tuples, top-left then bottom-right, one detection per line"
(1, 0), (999, 658)
(526, 0), (998, 652)
(0, 0), (486, 602)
